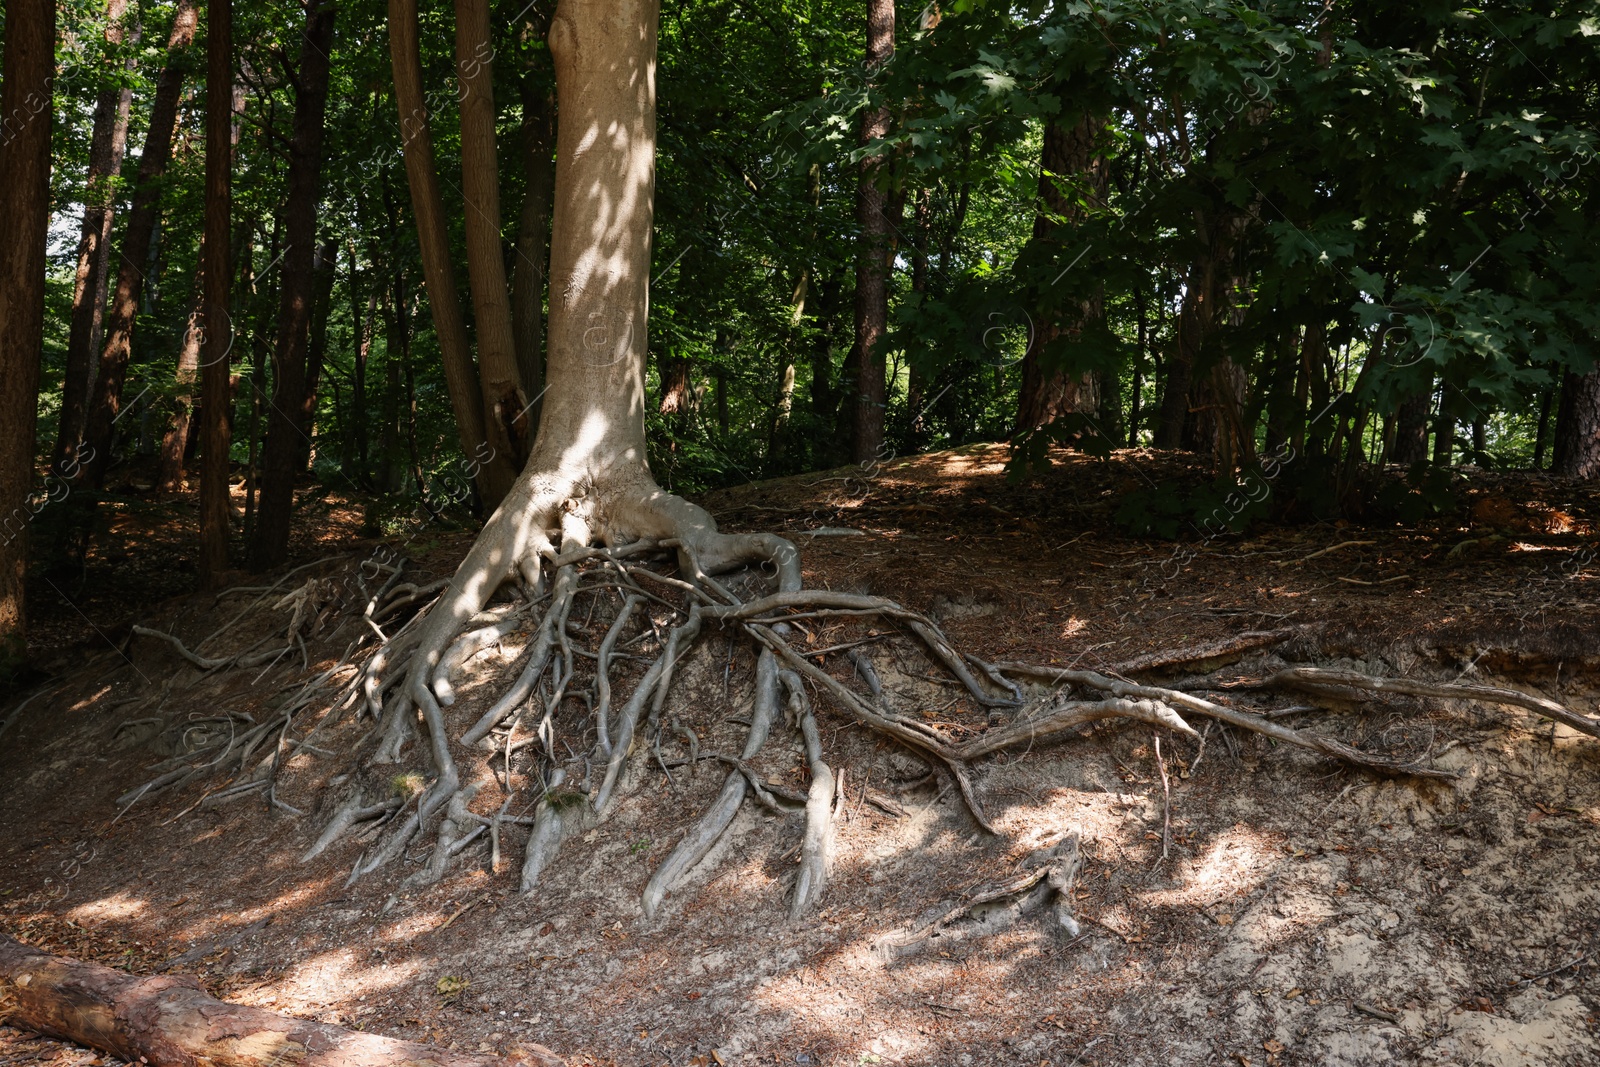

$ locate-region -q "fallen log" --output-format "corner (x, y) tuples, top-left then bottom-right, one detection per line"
(0, 935), (563, 1067)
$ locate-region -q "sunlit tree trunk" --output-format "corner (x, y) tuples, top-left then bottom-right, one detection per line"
(848, 0), (894, 464)
(83, 0), (202, 485)
(249, 0), (336, 571)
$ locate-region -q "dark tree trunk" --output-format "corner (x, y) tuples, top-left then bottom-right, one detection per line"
(54, 0), (135, 476)
(249, 0), (337, 571)
(1391, 384), (1431, 466)
(1553, 368), (1600, 479)
(347, 274), (377, 486)
(298, 237), (340, 472)
(848, 0), (894, 464)
(1432, 411), (1455, 466)
(513, 58), (556, 434)
(1016, 115), (1107, 432)
(0, 0), (54, 673)
(810, 276), (840, 423)
(1533, 387), (1554, 470)
(1154, 231), (1218, 449)
(82, 0), (202, 485)
(199, 0), (236, 587)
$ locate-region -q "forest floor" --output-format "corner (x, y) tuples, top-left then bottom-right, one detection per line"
(3, 443), (1599, 1067)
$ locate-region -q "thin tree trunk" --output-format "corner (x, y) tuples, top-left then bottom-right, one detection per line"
(1533, 387), (1553, 470)
(249, 0), (336, 571)
(1432, 410), (1455, 466)
(198, 0), (235, 587)
(54, 0), (134, 475)
(298, 237), (340, 472)
(457, 0), (530, 468)
(513, 61), (556, 433)
(848, 0), (894, 464)
(82, 0), (202, 485)
(1154, 213), (1230, 451)
(388, 0), (513, 508)
(1553, 368), (1600, 479)
(157, 292), (203, 492)
(0, 0), (54, 673)
(658, 356), (693, 425)
(347, 270), (377, 486)
(906, 186), (931, 442)
(1016, 115), (1107, 432)
(809, 277), (839, 423)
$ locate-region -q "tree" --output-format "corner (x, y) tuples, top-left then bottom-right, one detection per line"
(0, 0), (54, 675)
(82, 0), (202, 485)
(53, 0), (135, 476)
(387, 0), (518, 508)
(198, 0), (233, 586)
(847, 0), (895, 464)
(248, 0), (337, 571)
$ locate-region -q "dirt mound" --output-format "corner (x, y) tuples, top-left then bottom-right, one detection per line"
(4, 446), (1599, 1066)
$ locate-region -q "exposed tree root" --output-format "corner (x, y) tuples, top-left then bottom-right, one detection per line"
(110, 476), (1596, 923)
(879, 835), (1082, 959)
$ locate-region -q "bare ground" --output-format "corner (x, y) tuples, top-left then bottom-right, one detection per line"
(3, 444), (1598, 1067)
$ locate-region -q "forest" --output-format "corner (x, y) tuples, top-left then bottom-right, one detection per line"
(1, 1), (1599, 1066)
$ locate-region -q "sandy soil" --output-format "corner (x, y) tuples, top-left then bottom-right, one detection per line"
(3, 444), (1598, 1067)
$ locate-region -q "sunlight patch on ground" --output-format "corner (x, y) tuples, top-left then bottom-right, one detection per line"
(66, 892), (146, 924)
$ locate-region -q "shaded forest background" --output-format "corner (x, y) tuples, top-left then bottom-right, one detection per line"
(6, 0), (1600, 672)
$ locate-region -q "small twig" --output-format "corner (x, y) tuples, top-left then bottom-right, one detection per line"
(1274, 540), (1375, 566)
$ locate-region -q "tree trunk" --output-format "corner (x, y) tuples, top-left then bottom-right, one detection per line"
(298, 237), (340, 473)
(457, 0), (530, 468)
(906, 186), (931, 442)
(249, 0), (336, 572)
(157, 293), (203, 492)
(54, 0), (135, 476)
(0, 935), (563, 1067)
(1016, 115), (1107, 432)
(198, 0), (234, 587)
(347, 274), (377, 486)
(1533, 387), (1554, 470)
(848, 0), (894, 464)
(388, 0), (515, 508)
(1391, 384), (1431, 466)
(0, 0), (54, 674)
(82, 0), (202, 485)
(1154, 214), (1231, 451)
(1553, 368), (1600, 479)
(513, 63), (556, 433)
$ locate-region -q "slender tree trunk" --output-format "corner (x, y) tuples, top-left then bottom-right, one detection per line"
(0, 0), (54, 674)
(457, 0), (530, 468)
(1553, 368), (1600, 479)
(513, 63), (556, 433)
(1432, 410), (1455, 466)
(1154, 213), (1230, 450)
(387, 0), (513, 508)
(248, 0), (336, 571)
(1016, 115), (1107, 432)
(347, 275), (377, 486)
(82, 0), (202, 485)
(1533, 387), (1553, 470)
(906, 186), (931, 442)
(848, 0), (894, 464)
(200, 24), (241, 582)
(157, 292), (203, 492)
(54, 0), (134, 475)
(298, 237), (340, 473)
(809, 277), (839, 424)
